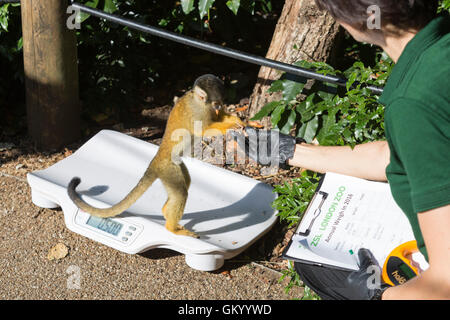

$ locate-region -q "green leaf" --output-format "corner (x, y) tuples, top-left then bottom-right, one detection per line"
(304, 93), (316, 110)
(295, 93), (317, 122)
(346, 71), (357, 91)
(297, 116), (319, 143)
(17, 37), (23, 51)
(282, 80), (305, 102)
(0, 16), (8, 32)
(79, 0), (99, 22)
(181, 0), (195, 14)
(251, 101), (281, 121)
(294, 60), (314, 69)
(271, 104), (286, 128)
(280, 109), (297, 135)
(299, 110), (315, 123)
(226, 0), (240, 15)
(268, 80), (283, 93)
(158, 19), (169, 27)
(104, 0), (119, 14)
(86, 0), (100, 8)
(0, 4), (9, 31)
(199, 0), (215, 19)
(322, 108), (337, 132)
(316, 108), (339, 145)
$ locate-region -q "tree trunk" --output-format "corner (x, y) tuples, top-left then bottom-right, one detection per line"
(247, 0), (342, 125)
(21, 0), (80, 150)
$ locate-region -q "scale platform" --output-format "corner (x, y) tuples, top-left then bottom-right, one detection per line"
(27, 130), (278, 271)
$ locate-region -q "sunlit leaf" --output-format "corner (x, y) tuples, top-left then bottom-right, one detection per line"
(297, 116), (319, 143)
(181, 0), (195, 14)
(226, 0), (240, 15)
(78, 0), (100, 23)
(270, 104), (286, 128)
(251, 101), (281, 121)
(199, 0), (215, 19)
(282, 80), (305, 102)
(104, 0), (119, 14)
(280, 109), (296, 135)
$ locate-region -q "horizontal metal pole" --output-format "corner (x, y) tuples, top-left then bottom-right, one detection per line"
(70, 2), (384, 95)
(3, 1), (384, 94)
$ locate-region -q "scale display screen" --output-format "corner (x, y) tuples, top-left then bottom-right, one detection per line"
(86, 216), (123, 236)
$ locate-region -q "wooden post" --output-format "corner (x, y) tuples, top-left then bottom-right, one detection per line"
(21, 0), (80, 150)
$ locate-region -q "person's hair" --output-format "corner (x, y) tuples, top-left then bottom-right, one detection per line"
(314, 0), (439, 31)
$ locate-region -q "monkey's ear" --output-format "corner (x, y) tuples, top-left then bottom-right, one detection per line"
(193, 85), (207, 102)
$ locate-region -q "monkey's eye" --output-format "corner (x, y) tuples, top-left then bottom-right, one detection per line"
(211, 102), (222, 111)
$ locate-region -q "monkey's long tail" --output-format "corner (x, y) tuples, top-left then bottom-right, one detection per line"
(67, 168), (158, 218)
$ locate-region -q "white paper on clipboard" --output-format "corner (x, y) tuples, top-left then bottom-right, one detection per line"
(284, 172), (427, 271)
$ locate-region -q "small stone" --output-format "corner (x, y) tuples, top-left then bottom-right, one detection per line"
(47, 243), (69, 261)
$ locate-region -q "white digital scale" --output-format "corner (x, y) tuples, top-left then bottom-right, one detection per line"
(27, 130), (278, 271)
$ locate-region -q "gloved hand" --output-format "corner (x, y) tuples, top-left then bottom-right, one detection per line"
(229, 127), (305, 167)
(345, 248), (391, 300)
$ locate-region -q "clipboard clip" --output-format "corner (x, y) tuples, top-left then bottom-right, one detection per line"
(297, 191), (328, 237)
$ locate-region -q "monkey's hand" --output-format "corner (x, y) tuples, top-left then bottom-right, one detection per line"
(221, 114), (246, 128)
(203, 114), (245, 137)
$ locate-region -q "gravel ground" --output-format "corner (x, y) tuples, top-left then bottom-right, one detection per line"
(0, 122), (304, 300)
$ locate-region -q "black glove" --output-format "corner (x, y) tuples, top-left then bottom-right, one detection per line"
(345, 248), (391, 300)
(230, 127), (305, 167)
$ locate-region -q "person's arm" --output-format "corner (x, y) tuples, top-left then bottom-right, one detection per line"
(231, 128), (390, 181)
(287, 141), (390, 182)
(382, 204), (450, 299)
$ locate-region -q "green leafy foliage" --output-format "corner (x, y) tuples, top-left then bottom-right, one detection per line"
(278, 261), (321, 299)
(272, 171), (321, 227)
(252, 56), (392, 147)
(0, 0), (278, 127)
(177, 0), (272, 16)
(0, 2), (22, 58)
(181, 0), (195, 15)
(439, 0), (450, 12)
(279, 261), (302, 294)
(226, 0), (241, 15)
(0, 2), (24, 133)
(198, 0), (215, 19)
(73, 0), (279, 119)
(103, 0), (119, 14)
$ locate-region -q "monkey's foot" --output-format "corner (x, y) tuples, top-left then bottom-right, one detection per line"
(167, 225), (200, 238)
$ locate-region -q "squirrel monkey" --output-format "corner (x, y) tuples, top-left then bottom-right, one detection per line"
(68, 74), (244, 238)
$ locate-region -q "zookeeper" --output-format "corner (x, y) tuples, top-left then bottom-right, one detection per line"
(234, 0), (450, 300)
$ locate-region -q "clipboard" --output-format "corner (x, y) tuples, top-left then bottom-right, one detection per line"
(297, 190), (328, 237)
(281, 174), (354, 272)
(281, 172), (419, 274)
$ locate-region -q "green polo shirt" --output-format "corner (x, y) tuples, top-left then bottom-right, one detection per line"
(379, 14), (450, 261)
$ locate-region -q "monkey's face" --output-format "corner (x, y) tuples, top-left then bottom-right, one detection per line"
(193, 74), (225, 112)
(210, 100), (223, 112)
